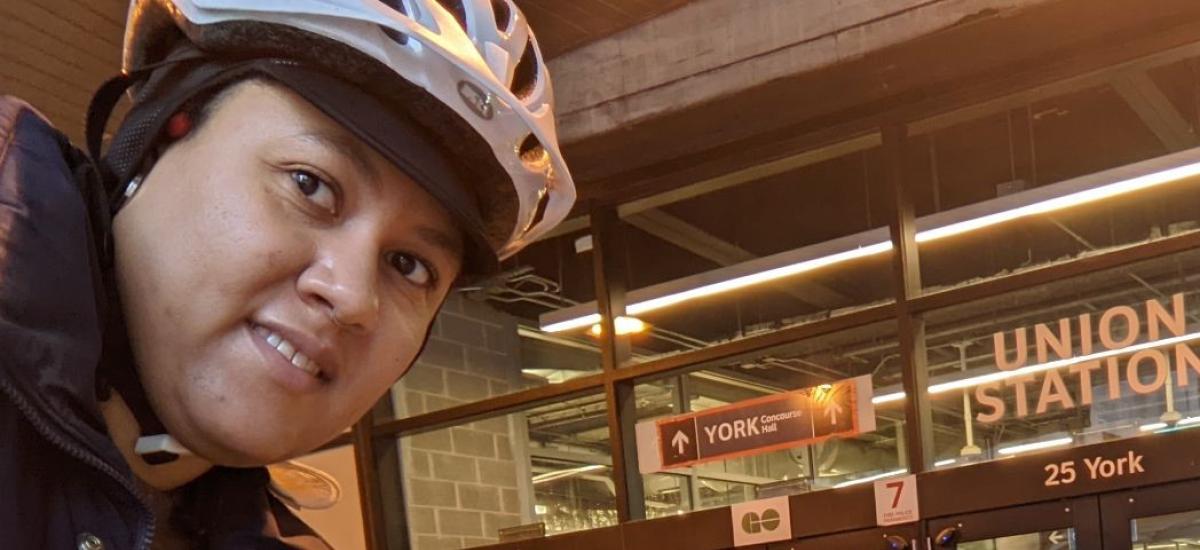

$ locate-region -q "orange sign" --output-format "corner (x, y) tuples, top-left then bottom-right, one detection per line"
(656, 375), (875, 469)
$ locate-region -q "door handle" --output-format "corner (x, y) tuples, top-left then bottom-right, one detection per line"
(931, 526), (961, 548)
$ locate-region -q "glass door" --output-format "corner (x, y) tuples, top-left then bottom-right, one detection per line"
(769, 525), (920, 550)
(1100, 478), (1200, 550)
(926, 497), (1101, 549)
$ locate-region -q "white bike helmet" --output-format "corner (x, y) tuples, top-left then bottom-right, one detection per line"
(97, 0), (575, 274)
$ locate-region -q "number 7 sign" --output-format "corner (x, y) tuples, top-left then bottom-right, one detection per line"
(886, 480), (905, 508)
(874, 474), (920, 526)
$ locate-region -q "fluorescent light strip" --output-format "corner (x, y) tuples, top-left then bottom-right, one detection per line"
(543, 242), (894, 332)
(872, 391), (906, 405)
(541, 155), (1200, 333)
(916, 160), (1200, 242)
(833, 468), (908, 488)
(934, 458), (957, 467)
(927, 331), (1200, 395)
(625, 242), (894, 316)
(544, 313), (602, 333)
(532, 464), (607, 485)
(996, 436), (1073, 456)
(1142, 416), (1200, 433)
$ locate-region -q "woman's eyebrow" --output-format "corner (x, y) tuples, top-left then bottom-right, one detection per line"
(291, 132), (464, 264)
(414, 225), (465, 265)
(292, 131), (380, 182)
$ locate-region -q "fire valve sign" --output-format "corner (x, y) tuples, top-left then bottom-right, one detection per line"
(874, 474), (919, 526)
(653, 376), (875, 470)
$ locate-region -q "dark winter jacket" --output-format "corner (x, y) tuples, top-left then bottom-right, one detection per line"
(0, 96), (333, 549)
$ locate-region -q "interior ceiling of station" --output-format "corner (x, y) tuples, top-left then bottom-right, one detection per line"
(502, 49), (1200, 457)
(503, 49), (1200, 336)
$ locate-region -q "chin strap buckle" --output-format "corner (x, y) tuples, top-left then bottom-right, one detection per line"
(134, 434), (193, 465)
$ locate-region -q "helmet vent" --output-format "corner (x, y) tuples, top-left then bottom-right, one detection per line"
(518, 133), (548, 170)
(378, 0), (410, 45)
(490, 0), (514, 33)
(510, 38), (538, 100)
(380, 0), (409, 15)
(436, 0), (469, 30)
(525, 186), (551, 235)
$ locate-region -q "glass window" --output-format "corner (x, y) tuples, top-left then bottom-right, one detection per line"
(387, 392), (614, 549)
(1132, 509), (1200, 548)
(634, 321), (905, 511)
(923, 248), (1200, 469)
(536, 135), (896, 362)
(958, 530), (1074, 550)
(908, 56), (1200, 293)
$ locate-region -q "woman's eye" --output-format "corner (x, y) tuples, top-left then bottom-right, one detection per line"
(387, 252), (436, 287)
(290, 170), (337, 213)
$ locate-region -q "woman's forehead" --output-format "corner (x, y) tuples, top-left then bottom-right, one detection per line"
(204, 80), (465, 260)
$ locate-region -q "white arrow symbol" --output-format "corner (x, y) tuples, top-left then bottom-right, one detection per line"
(825, 401), (843, 425)
(671, 430), (690, 454)
(1048, 531), (1065, 544)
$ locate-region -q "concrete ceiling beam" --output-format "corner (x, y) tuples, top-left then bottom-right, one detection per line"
(1111, 70), (1199, 152)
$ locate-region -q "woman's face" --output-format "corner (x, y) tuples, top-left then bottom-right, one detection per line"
(113, 80), (463, 466)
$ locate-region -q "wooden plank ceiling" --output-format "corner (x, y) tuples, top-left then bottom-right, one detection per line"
(0, 0), (687, 143)
(0, 0), (126, 142)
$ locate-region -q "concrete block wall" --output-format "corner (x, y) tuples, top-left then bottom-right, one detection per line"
(390, 294), (536, 550)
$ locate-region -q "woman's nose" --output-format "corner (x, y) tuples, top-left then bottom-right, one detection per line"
(296, 240), (380, 332)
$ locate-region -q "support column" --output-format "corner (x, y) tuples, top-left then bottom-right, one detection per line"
(884, 124), (935, 474)
(591, 207), (646, 521)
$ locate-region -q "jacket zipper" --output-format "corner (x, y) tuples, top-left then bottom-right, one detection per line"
(0, 376), (155, 550)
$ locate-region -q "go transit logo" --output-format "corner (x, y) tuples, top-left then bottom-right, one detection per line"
(740, 508), (781, 534)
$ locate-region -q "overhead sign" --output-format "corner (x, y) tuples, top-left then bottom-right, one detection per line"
(731, 496), (792, 547)
(638, 376), (875, 473)
(1042, 449), (1146, 487)
(874, 474), (919, 526)
(978, 293), (1200, 424)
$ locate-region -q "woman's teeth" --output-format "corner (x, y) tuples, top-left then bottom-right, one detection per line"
(254, 325), (322, 378)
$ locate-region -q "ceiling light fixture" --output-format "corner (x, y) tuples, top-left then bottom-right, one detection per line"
(543, 240), (892, 332)
(872, 391), (906, 405)
(1143, 416), (1200, 434)
(996, 436), (1073, 456)
(587, 316), (648, 336)
(541, 151), (1200, 333)
(532, 464), (607, 485)
(915, 158), (1200, 242)
(832, 468), (908, 488)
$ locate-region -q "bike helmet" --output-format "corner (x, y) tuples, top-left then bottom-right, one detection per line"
(97, 0), (575, 275)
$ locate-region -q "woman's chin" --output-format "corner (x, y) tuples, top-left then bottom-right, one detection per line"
(176, 422), (306, 467)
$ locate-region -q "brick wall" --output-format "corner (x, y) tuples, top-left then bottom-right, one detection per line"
(389, 294), (537, 550)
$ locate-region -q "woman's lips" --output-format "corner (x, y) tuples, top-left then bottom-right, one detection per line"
(247, 322), (329, 394)
(252, 323), (323, 378)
